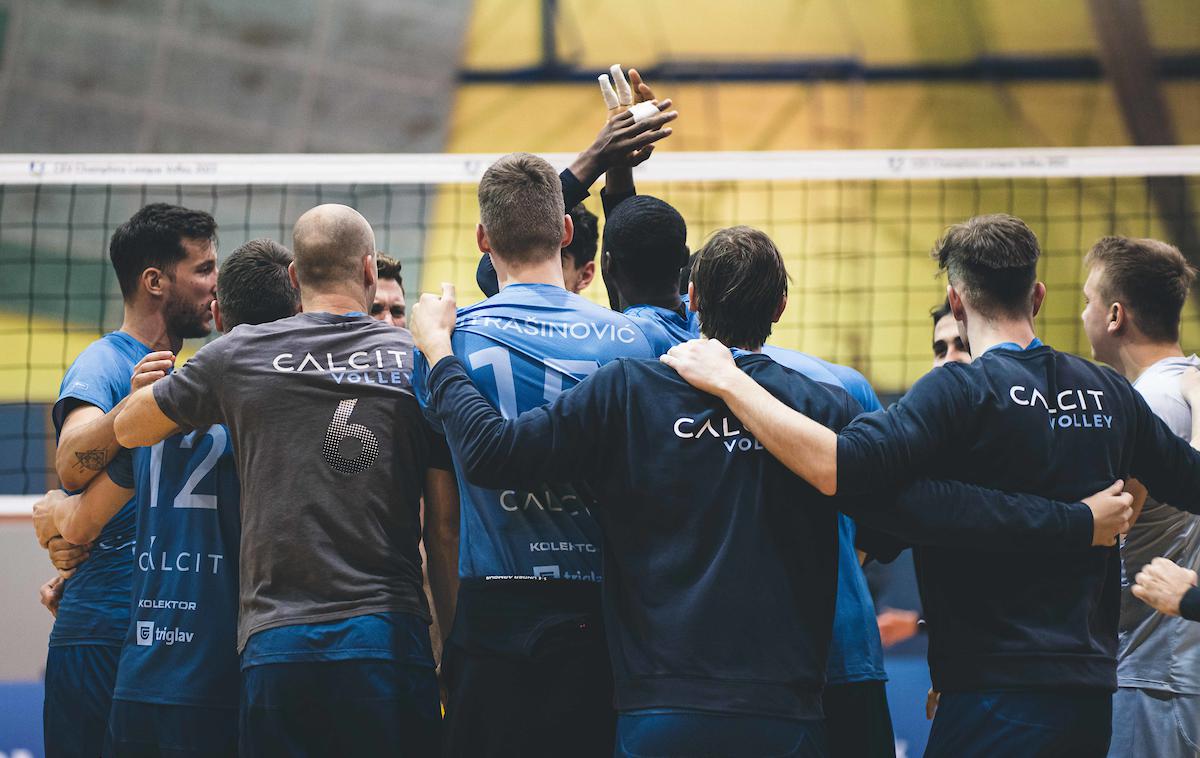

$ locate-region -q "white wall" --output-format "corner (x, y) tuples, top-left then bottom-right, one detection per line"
(0, 516), (54, 682)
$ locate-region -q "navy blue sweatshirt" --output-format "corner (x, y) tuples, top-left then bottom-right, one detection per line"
(836, 343), (1200, 693)
(426, 352), (1092, 718)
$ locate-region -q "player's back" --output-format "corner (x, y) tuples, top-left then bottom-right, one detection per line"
(113, 425), (240, 707)
(576, 352), (856, 718)
(850, 343), (1150, 692)
(421, 282), (655, 583)
(156, 312), (437, 651)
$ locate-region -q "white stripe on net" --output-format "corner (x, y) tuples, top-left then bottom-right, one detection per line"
(1, 146), (1198, 185)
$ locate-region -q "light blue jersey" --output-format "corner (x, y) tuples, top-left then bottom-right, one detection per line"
(624, 301), (700, 357)
(50, 331), (152, 646)
(415, 283), (656, 582)
(107, 427), (241, 708)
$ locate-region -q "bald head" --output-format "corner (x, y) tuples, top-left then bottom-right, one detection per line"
(292, 204), (376, 291)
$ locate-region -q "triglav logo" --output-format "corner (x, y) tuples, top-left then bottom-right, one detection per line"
(133, 620), (195, 646)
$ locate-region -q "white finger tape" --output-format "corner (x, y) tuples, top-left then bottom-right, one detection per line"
(629, 101), (659, 122)
(598, 75), (620, 110)
(610, 64), (633, 106)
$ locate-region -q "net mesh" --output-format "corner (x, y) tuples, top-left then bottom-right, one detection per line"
(2, 152), (1198, 493)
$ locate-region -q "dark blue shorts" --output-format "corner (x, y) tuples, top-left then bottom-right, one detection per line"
(44, 644), (120, 758)
(239, 659), (441, 757)
(926, 690), (1112, 758)
(614, 710), (828, 758)
(107, 700), (237, 757)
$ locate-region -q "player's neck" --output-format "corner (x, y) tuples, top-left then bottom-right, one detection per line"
(1112, 339), (1184, 382)
(496, 255), (566, 290)
(301, 291), (369, 316)
(966, 316), (1038, 356)
(621, 285), (682, 313)
(120, 304), (180, 353)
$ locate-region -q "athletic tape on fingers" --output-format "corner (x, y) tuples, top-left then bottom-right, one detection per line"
(599, 75), (620, 111)
(628, 101), (660, 123)
(610, 64), (633, 106)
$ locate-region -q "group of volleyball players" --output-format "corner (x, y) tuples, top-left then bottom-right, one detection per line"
(28, 67), (1200, 758)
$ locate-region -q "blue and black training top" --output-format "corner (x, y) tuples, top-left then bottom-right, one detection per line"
(835, 342), (1200, 693)
(426, 350), (1091, 718)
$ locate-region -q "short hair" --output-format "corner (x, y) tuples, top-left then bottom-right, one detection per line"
(217, 239), (300, 329)
(931, 297), (952, 326)
(931, 214), (1040, 319)
(376, 253), (404, 290)
(679, 252), (697, 295)
(478, 153), (565, 266)
(691, 226), (788, 349)
(603, 196), (689, 288)
(109, 203), (218, 299)
(562, 205), (599, 269)
(1084, 236), (1196, 343)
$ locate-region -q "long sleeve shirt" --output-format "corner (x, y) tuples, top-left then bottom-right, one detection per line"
(425, 351), (1089, 717)
(835, 343), (1200, 693)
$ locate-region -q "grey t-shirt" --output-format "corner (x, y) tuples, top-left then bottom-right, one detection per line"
(153, 312), (451, 651)
(1118, 354), (1200, 694)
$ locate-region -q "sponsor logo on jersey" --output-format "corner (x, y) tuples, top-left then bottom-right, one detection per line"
(673, 415), (765, 452)
(138, 535), (225, 574)
(1009, 386), (1114, 430)
(133, 620), (195, 646)
(138, 598), (198, 611)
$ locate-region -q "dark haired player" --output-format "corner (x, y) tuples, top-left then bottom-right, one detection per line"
(37, 203), (217, 757)
(931, 297), (971, 367)
(38, 239), (301, 754)
(561, 204), (600, 294)
(372, 253), (407, 327)
(602, 195), (697, 354)
(663, 214), (1200, 755)
(413, 224), (1130, 758)
(116, 205), (450, 756)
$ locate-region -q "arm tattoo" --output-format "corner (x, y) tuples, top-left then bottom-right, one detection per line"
(74, 449), (108, 472)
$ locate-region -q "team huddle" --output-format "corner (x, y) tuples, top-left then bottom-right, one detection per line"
(29, 70), (1200, 758)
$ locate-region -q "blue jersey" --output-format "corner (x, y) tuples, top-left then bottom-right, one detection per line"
(624, 302), (700, 357)
(414, 283), (656, 582)
(762, 346), (887, 685)
(106, 426), (240, 707)
(50, 331), (151, 646)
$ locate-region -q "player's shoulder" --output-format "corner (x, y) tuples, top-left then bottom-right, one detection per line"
(744, 353), (858, 415)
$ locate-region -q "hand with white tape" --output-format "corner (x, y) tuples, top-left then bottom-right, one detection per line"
(599, 65), (662, 123)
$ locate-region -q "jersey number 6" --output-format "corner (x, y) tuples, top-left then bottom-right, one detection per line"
(323, 399), (380, 475)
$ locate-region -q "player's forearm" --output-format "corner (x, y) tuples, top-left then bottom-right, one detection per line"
(715, 371), (839, 495)
(56, 404), (122, 491)
(113, 386), (179, 448)
(428, 357), (559, 489)
(603, 166), (636, 210)
(848, 479), (1093, 551)
(424, 469), (460, 641)
(53, 474), (133, 545)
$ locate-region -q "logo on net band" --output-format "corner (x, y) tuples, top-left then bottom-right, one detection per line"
(134, 620), (194, 646)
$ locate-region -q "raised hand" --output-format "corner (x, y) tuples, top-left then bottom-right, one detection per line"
(412, 283), (458, 365)
(1082, 479), (1134, 546)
